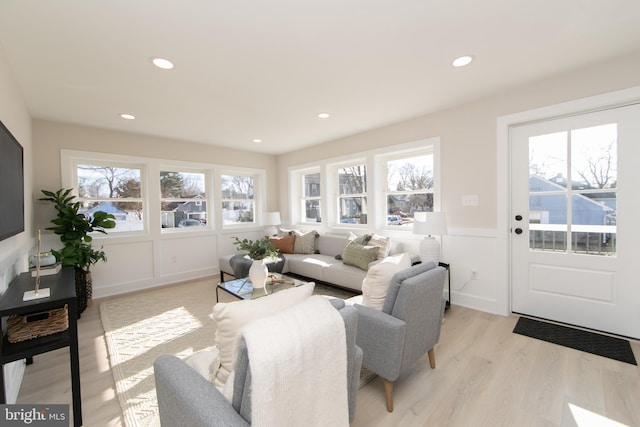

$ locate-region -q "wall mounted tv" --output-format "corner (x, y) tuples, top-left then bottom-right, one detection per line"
(0, 119), (25, 241)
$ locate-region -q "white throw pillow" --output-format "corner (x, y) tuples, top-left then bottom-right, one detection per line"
(361, 252), (411, 310)
(368, 234), (391, 260)
(211, 282), (315, 387)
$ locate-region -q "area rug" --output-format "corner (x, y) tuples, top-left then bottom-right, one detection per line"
(101, 278), (359, 426)
(513, 317), (637, 365)
(100, 279), (217, 427)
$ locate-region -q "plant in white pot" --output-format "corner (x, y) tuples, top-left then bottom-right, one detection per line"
(232, 236), (278, 288)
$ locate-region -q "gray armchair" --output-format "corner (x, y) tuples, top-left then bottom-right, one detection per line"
(354, 261), (447, 412)
(154, 299), (363, 426)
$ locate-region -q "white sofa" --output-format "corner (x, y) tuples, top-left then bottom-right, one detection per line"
(219, 234), (404, 292)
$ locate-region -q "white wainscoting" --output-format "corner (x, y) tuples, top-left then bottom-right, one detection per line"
(442, 229), (504, 316)
(91, 234), (219, 298)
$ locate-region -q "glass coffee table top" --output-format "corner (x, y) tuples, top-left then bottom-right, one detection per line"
(216, 273), (310, 301)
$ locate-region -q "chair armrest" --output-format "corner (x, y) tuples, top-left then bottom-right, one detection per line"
(154, 355), (250, 427)
(354, 304), (406, 381)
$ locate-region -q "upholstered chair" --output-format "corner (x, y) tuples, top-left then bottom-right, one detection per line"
(354, 261), (447, 412)
(154, 299), (362, 426)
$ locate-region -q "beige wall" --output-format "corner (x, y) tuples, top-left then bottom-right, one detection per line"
(277, 50), (640, 230)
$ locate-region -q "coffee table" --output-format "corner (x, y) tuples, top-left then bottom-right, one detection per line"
(216, 273), (311, 302)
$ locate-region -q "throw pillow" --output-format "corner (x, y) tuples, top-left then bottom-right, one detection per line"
(342, 241), (379, 271)
(294, 230), (317, 254)
(212, 282), (315, 388)
(347, 231), (371, 246)
(361, 252), (411, 310)
(368, 234), (391, 260)
(269, 234), (296, 254)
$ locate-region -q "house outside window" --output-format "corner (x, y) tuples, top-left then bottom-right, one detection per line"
(222, 174), (255, 225)
(384, 153), (434, 228)
(337, 164), (367, 225)
(160, 171), (207, 229)
(75, 163), (144, 233)
(302, 171), (321, 223)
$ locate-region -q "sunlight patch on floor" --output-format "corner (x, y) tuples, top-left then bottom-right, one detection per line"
(569, 403), (629, 427)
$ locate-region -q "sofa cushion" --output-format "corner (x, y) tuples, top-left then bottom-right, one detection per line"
(361, 252), (412, 310)
(269, 234), (296, 254)
(212, 282), (315, 387)
(342, 241), (380, 271)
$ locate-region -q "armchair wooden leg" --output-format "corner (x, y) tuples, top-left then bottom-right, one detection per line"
(428, 348), (436, 369)
(383, 379), (394, 412)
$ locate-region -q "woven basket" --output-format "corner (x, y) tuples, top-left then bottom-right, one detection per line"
(7, 305), (69, 343)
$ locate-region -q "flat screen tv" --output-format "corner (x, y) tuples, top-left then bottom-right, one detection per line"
(0, 119), (25, 241)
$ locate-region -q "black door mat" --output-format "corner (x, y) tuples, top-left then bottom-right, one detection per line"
(513, 317), (637, 365)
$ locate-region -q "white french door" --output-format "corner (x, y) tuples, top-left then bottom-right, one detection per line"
(510, 104), (640, 338)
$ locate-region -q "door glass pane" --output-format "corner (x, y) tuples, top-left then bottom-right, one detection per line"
(569, 123), (617, 256)
(571, 124), (617, 190)
(529, 194), (567, 252)
(529, 131), (567, 193)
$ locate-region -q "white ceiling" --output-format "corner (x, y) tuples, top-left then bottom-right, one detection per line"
(1, 1), (640, 154)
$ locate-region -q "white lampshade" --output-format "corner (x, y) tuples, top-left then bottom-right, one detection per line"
(413, 212), (447, 263)
(263, 212), (281, 226)
(263, 212), (281, 236)
(413, 212), (447, 236)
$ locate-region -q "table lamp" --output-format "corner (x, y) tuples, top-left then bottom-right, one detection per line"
(263, 212), (281, 236)
(413, 212), (447, 263)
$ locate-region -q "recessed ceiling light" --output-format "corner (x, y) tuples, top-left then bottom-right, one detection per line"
(452, 55), (474, 67)
(318, 113), (330, 119)
(253, 139), (262, 143)
(120, 113), (136, 120)
(152, 57), (174, 70)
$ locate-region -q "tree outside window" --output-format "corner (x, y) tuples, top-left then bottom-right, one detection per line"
(222, 174), (255, 225)
(338, 164), (367, 224)
(385, 154), (434, 227)
(76, 164), (143, 233)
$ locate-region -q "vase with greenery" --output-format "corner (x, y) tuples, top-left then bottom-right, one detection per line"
(232, 236), (278, 288)
(40, 188), (116, 314)
(232, 236), (278, 260)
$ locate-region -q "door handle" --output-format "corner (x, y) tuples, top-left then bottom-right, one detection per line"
(514, 228), (523, 235)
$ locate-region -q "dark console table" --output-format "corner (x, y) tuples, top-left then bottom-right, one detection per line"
(0, 267), (82, 426)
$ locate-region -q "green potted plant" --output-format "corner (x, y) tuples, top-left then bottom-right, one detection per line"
(232, 236), (278, 288)
(232, 236), (278, 261)
(40, 188), (116, 315)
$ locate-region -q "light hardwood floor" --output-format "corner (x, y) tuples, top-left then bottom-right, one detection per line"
(16, 278), (640, 427)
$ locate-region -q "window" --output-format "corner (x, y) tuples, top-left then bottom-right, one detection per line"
(160, 171), (207, 229)
(222, 174), (255, 225)
(76, 163), (144, 233)
(337, 164), (367, 225)
(384, 153), (434, 228)
(301, 171), (321, 223)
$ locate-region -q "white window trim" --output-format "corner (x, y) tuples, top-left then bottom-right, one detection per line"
(61, 149), (149, 238)
(220, 167), (267, 230)
(61, 150), (268, 237)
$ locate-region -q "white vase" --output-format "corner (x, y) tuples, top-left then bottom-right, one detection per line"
(249, 259), (268, 289)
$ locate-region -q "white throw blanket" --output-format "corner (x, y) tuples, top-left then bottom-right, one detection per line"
(237, 295), (349, 427)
